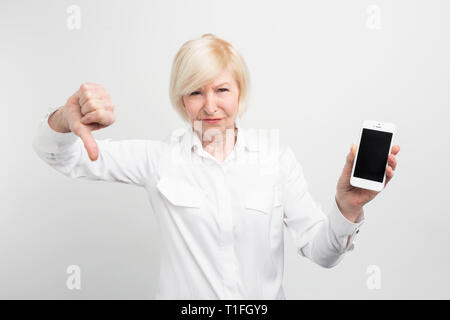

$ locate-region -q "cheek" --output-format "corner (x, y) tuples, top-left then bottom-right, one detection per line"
(183, 99), (201, 119)
(222, 95), (239, 116)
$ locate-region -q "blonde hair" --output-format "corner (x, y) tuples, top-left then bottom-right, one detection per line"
(169, 33), (251, 122)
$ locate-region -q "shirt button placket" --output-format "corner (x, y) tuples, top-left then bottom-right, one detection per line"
(218, 164), (238, 298)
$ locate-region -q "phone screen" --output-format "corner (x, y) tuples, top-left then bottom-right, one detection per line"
(353, 128), (393, 183)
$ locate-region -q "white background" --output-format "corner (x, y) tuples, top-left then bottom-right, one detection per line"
(1, 0), (449, 299)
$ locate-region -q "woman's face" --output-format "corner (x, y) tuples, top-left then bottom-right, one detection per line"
(182, 68), (240, 135)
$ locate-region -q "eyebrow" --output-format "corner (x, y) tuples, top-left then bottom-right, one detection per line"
(193, 82), (230, 92)
(213, 82), (230, 88)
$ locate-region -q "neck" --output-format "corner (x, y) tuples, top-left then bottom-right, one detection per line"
(198, 125), (238, 162)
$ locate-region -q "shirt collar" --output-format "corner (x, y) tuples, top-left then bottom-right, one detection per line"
(180, 116), (258, 157)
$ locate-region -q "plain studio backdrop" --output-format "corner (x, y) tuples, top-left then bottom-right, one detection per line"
(1, 0), (449, 299)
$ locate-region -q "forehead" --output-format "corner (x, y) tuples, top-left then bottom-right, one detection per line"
(209, 69), (236, 86)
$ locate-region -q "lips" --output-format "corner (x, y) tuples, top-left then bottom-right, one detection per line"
(202, 118), (222, 124)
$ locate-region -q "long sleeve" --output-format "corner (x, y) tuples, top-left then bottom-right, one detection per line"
(32, 107), (165, 187)
(280, 146), (365, 268)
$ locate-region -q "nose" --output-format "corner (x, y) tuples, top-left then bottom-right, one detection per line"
(203, 91), (218, 115)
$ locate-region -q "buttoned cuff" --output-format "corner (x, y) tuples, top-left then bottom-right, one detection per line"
(32, 106), (79, 154)
(327, 197), (365, 252)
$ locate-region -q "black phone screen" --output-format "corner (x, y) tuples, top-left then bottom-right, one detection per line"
(353, 128), (393, 183)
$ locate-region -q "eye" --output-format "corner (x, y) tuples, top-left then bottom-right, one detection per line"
(218, 88), (229, 92)
(190, 91), (201, 96)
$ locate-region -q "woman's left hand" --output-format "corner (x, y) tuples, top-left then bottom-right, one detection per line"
(335, 144), (400, 222)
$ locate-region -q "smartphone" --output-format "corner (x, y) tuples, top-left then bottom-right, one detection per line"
(350, 120), (396, 192)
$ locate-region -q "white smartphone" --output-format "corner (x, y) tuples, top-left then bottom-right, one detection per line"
(350, 120), (396, 192)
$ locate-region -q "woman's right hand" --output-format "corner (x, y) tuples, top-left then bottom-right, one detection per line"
(49, 82), (116, 161)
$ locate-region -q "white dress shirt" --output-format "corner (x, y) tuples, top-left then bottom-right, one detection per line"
(32, 107), (365, 300)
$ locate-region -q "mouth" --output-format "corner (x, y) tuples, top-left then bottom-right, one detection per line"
(202, 118), (222, 124)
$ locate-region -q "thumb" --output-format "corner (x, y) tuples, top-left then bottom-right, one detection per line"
(350, 143), (357, 160)
(75, 125), (99, 161)
(342, 143), (357, 176)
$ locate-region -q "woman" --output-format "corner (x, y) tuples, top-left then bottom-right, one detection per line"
(32, 33), (400, 299)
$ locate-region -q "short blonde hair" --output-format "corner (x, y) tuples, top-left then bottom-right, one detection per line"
(169, 33), (251, 122)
